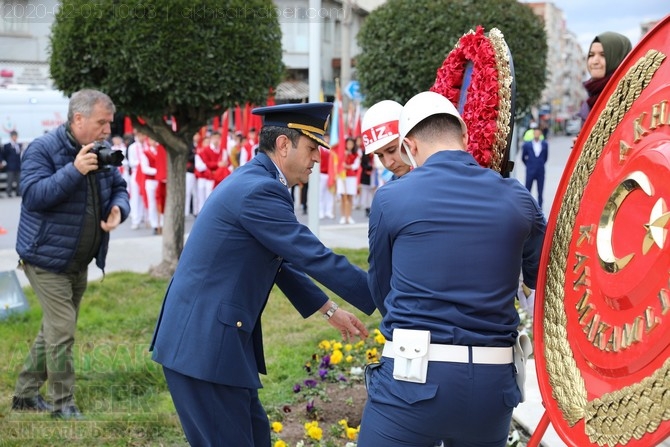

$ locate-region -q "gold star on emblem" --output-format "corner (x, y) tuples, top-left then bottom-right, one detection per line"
(643, 197), (670, 254)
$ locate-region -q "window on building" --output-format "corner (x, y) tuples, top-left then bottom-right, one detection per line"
(280, 14), (309, 53)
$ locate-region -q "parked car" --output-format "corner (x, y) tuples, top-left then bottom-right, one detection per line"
(565, 118), (582, 136)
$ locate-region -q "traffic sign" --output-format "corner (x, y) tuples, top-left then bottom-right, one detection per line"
(344, 81), (363, 101)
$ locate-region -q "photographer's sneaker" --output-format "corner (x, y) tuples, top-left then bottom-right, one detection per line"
(51, 405), (84, 420)
(12, 395), (53, 412)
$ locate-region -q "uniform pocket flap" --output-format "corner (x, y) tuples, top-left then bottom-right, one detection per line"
(217, 302), (255, 333)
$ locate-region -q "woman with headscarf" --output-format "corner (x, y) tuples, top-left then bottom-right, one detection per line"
(579, 31), (633, 121)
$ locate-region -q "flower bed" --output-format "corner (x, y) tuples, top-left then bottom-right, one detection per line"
(270, 330), (386, 446)
(270, 317), (533, 446)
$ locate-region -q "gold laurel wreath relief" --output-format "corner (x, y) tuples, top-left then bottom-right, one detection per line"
(543, 49), (668, 445)
(488, 28), (512, 173)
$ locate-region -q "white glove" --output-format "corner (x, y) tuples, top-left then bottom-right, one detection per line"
(517, 283), (535, 316)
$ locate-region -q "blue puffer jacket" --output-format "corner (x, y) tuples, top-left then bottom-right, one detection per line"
(16, 125), (130, 273)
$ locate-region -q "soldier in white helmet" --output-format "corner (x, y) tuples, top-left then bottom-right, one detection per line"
(358, 91), (546, 447)
(361, 100), (411, 179)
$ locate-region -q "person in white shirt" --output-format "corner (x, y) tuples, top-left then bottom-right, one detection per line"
(126, 130), (147, 229)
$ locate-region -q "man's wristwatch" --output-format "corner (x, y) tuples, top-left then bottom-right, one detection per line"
(322, 302), (339, 320)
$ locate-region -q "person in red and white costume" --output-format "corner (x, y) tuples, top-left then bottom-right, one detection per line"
(194, 133), (223, 213)
(140, 137), (167, 235)
(239, 127), (258, 167)
(336, 137), (360, 224)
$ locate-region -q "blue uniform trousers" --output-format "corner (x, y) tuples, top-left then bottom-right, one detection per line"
(525, 169), (545, 208)
(358, 357), (520, 447)
(163, 367), (270, 447)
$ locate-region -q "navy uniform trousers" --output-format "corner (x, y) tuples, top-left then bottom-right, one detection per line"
(163, 367), (270, 447)
(357, 356), (520, 447)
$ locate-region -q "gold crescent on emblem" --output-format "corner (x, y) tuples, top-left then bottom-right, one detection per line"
(596, 171), (652, 273)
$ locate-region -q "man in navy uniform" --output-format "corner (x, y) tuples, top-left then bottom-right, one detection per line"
(358, 91), (545, 447)
(151, 102), (375, 447)
(521, 125), (549, 209)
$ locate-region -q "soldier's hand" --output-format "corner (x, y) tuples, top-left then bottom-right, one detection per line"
(74, 143), (99, 175)
(101, 205), (121, 232)
(325, 307), (369, 342)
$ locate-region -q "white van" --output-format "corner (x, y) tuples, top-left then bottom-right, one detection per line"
(0, 87), (69, 192)
(0, 87), (69, 146)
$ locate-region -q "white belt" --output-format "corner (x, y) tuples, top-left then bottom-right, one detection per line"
(382, 341), (513, 365)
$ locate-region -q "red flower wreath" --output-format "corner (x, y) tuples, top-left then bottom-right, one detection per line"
(431, 26), (511, 171)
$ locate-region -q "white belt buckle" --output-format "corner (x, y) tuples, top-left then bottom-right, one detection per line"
(391, 328), (430, 384)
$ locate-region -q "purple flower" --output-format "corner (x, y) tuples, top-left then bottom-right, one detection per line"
(304, 379), (318, 388)
(337, 374), (347, 382)
(293, 383), (302, 393)
(320, 355), (331, 368)
(318, 369), (328, 380)
(306, 399), (315, 413)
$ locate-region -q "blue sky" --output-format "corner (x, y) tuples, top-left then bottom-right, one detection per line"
(523, 1), (668, 53)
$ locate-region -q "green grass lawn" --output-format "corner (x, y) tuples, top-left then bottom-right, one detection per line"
(0, 248), (380, 447)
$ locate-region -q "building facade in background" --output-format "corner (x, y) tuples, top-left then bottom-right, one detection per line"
(526, 2), (587, 132)
(0, 0), (58, 87)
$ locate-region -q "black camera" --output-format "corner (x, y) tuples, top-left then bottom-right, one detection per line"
(89, 141), (124, 174)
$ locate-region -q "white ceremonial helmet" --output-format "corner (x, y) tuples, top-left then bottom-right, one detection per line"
(398, 91), (467, 167)
(361, 100), (403, 155)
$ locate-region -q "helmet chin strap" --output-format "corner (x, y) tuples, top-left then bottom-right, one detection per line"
(401, 141), (418, 168)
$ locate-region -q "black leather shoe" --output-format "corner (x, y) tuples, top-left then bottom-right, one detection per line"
(51, 405), (84, 420)
(12, 395), (54, 412)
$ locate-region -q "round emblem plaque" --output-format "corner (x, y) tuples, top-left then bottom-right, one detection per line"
(534, 15), (670, 447)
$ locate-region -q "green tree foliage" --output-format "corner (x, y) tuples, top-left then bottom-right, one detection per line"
(50, 0), (283, 275)
(357, 0), (547, 116)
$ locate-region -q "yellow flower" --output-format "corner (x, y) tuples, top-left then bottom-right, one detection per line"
(355, 340), (365, 349)
(374, 331), (386, 345)
(274, 440), (287, 447)
(345, 355), (354, 363)
(346, 426), (359, 440)
(338, 419), (349, 428)
(304, 421), (323, 441)
(366, 347), (379, 363)
(318, 340), (331, 351)
(271, 421), (283, 433)
(331, 349), (344, 364)
(344, 343), (353, 352)
(333, 341), (343, 351)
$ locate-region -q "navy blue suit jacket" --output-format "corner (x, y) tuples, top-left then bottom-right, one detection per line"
(151, 152), (375, 388)
(2, 142), (21, 171)
(368, 150), (545, 347)
(521, 139), (548, 176)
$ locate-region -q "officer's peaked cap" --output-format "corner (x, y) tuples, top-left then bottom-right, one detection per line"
(252, 102), (333, 149)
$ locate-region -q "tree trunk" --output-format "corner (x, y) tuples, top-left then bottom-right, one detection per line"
(140, 118), (193, 278)
(148, 147), (187, 280)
